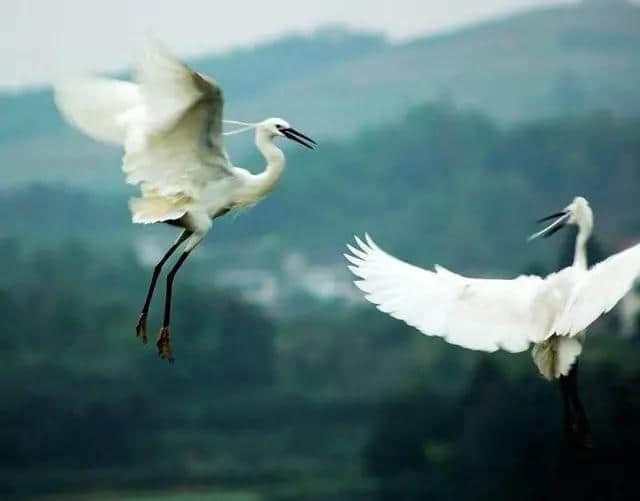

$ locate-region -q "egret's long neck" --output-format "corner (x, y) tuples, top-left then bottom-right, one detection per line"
(253, 129), (286, 194)
(573, 222), (591, 270)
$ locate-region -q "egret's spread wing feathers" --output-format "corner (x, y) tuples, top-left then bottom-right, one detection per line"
(135, 39), (223, 136)
(124, 96), (230, 189)
(123, 41), (234, 222)
(53, 77), (142, 145)
(53, 40), (235, 225)
(554, 242), (640, 336)
(347, 235), (552, 353)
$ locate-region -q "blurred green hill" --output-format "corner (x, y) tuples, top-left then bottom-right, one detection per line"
(2, 215), (640, 500)
(3, 105), (639, 295)
(0, 27), (387, 148)
(235, 0), (640, 135)
(2, 1), (640, 186)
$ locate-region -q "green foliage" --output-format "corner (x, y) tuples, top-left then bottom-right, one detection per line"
(0, 239), (281, 494)
(2, 237), (640, 499)
(365, 349), (640, 501)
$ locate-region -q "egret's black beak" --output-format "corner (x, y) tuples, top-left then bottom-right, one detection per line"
(529, 210), (570, 241)
(281, 127), (316, 149)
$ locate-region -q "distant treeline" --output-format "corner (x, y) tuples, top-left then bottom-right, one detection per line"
(3, 104), (640, 274)
(1, 230), (640, 499)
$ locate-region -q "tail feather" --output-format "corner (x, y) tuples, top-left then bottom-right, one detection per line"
(532, 335), (583, 380)
(129, 193), (190, 224)
(54, 77), (142, 145)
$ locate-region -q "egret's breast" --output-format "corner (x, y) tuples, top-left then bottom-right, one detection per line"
(199, 177), (238, 217)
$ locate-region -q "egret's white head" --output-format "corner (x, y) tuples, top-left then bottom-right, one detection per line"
(223, 117), (316, 148)
(566, 196), (593, 228)
(529, 196), (593, 241)
(260, 117), (290, 135)
(259, 117), (316, 149)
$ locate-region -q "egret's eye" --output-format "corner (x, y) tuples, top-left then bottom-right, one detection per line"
(275, 124), (284, 131)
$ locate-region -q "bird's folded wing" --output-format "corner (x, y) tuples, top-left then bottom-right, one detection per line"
(346, 235), (552, 353)
(552, 242), (640, 336)
(123, 40), (233, 197)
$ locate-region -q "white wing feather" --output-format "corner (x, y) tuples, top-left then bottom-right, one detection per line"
(135, 40), (213, 134)
(348, 235), (640, 354)
(346, 235), (555, 353)
(553, 242), (640, 336)
(54, 77), (141, 144)
(123, 40), (232, 195)
(54, 40), (234, 224)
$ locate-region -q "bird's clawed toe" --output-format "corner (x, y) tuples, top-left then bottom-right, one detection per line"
(135, 312), (148, 344)
(157, 327), (174, 363)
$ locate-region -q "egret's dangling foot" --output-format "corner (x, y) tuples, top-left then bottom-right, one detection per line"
(560, 362), (593, 449)
(157, 327), (174, 362)
(135, 231), (191, 346)
(155, 250), (192, 362)
(136, 313), (148, 344)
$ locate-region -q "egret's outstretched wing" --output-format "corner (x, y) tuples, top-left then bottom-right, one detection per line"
(346, 235), (555, 353)
(134, 39), (221, 135)
(553, 242), (640, 336)
(123, 40), (233, 200)
(54, 77), (142, 145)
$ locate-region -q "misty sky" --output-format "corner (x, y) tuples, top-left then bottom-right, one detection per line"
(0, 0), (579, 90)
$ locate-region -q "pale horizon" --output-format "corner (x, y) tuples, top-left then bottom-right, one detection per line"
(0, 0), (583, 91)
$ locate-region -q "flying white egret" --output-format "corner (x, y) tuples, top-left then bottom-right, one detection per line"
(346, 196), (640, 445)
(54, 41), (315, 361)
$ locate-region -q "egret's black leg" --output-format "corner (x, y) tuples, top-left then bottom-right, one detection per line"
(136, 230), (191, 343)
(559, 362), (593, 449)
(157, 250), (192, 362)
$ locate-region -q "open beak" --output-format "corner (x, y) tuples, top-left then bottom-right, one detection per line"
(281, 127), (316, 149)
(528, 211), (570, 241)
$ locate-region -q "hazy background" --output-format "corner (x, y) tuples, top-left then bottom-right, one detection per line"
(2, 0), (640, 500)
(1, 0), (575, 89)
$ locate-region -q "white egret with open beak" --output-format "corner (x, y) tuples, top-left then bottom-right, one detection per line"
(54, 40), (316, 361)
(346, 196), (640, 446)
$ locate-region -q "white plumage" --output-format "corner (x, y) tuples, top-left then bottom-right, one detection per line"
(53, 39), (315, 360)
(54, 77), (141, 145)
(55, 41), (234, 231)
(346, 197), (640, 379)
(552, 242), (640, 336)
